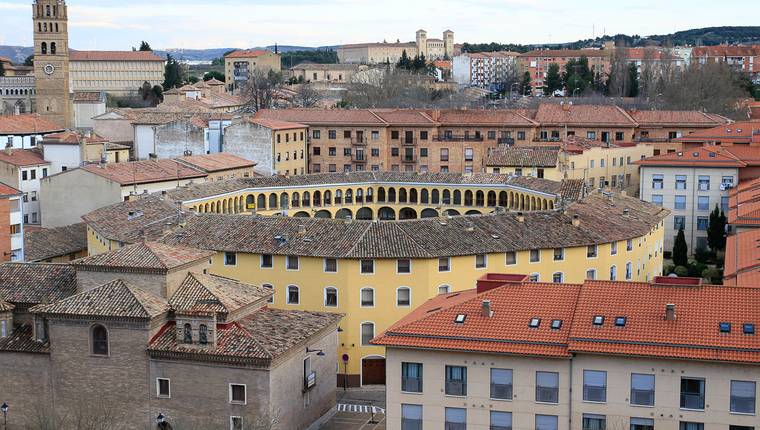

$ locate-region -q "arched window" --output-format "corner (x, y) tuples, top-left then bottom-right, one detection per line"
(246, 194), (255, 209)
(420, 189), (429, 204)
(442, 189), (451, 204)
(183, 323), (192, 344)
(399, 188), (408, 203)
(280, 192), (289, 209)
(91, 324), (109, 355)
(432, 189), (440, 204)
(43, 22), (48, 32)
(438, 285), (451, 295)
(198, 324), (208, 344)
(356, 188), (363, 203)
(360, 288), (374, 307)
(345, 189), (353, 204)
(41, 42), (47, 55)
(268, 193), (277, 209)
(377, 187), (386, 202)
(46, 4), (51, 16)
(609, 265), (617, 281)
(313, 190), (322, 206)
(51, 42), (56, 55)
(409, 188), (418, 203)
(453, 190), (462, 205)
(397, 287), (411, 307)
(335, 189), (343, 204)
(487, 191), (497, 207)
(387, 187), (396, 203)
(262, 283), (274, 303)
(291, 192), (300, 208)
(323, 190), (332, 205)
(366, 187), (374, 203)
(55, 23), (58, 32)
(302, 191), (310, 207)
(464, 190), (474, 206)
(38, 23), (41, 32)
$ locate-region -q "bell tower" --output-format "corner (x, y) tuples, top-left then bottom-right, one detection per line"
(33, 0), (71, 128)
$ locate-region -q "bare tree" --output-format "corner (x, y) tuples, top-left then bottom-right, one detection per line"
(343, 69), (465, 109)
(288, 83), (323, 108)
(660, 60), (749, 117)
(240, 69), (284, 113)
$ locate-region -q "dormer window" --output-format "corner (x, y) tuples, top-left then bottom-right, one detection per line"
(593, 316), (604, 326)
(454, 314), (466, 324)
(550, 319), (562, 330)
(183, 323), (192, 344)
(719, 322), (731, 333)
(615, 317), (627, 327)
(199, 324), (208, 344)
(529, 318), (541, 328)
(743, 323), (755, 335)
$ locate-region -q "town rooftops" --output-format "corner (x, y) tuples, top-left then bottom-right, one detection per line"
(69, 50), (164, 62)
(520, 49), (611, 58)
(169, 272), (272, 322)
(224, 49), (276, 59)
(255, 108), (387, 126)
(0, 182), (21, 197)
(374, 275), (760, 364)
(0, 263), (77, 305)
(628, 109), (730, 127)
(634, 147), (746, 168)
(177, 153), (256, 173)
(32, 279), (169, 320)
(485, 147), (560, 167)
(41, 130), (109, 145)
(0, 113), (65, 135)
(724, 228), (760, 286)
(72, 91), (106, 103)
(534, 103), (636, 127)
(80, 159), (207, 186)
(289, 62), (360, 71)
(0, 148), (49, 167)
(674, 121), (760, 145)
(73, 241), (214, 273)
(24, 223), (87, 262)
(692, 45), (760, 57)
(248, 118), (307, 130)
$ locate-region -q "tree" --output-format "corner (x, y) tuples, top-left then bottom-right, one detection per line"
(188, 75), (199, 84)
(0, 61), (5, 77)
(289, 83), (323, 108)
(203, 70), (225, 81)
(240, 69), (283, 112)
(24, 55), (34, 67)
(544, 63), (562, 96)
(707, 205), (728, 252)
(563, 56), (593, 96)
(625, 62), (640, 97)
(672, 228), (689, 267)
(396, 50), (411, 70)
(138, 41), (152, 51)
(162, 53), (184, 90)
(519, 71), (532, 96)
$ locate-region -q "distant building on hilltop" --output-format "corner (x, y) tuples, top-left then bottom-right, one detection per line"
(337, 29), (455, 64)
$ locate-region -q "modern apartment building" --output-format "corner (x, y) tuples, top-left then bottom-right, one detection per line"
(636, 147), (742, 255)
(374, 274), (760, 430)
(0, 148), (53, 225)
(223, 49), (281, 94)
(0, 182), (24, 261)
(692, 45), (760, 81)
(452, 52), (520, 91)
(518, 49), (611, 94)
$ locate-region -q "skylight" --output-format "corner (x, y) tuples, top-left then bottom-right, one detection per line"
(614, 316), (627, 327)
(592, 316), (604, 326)
(529, 318), (541, 328)
(743, 323), (755, 335)
(551, 319), (562, 330)
(454, 314), (467, 324)
(719, 322), (731, 333)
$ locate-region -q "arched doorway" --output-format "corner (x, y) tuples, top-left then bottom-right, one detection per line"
(378, 207), (396, 220)
(314, 210), (331, 219)
(444, 209), (461, 216)
(335, 208), (353, 220)
(293, 211), (310, 218)
(356, 207), (373, 220)
(466, 210), (482, 216)
(399, 207), (418, 220)
(421, 208), (438, 218)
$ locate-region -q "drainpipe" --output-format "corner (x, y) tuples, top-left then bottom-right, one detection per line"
(568, 354), (574, 428)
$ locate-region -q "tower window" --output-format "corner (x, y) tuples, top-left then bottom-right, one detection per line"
(46, 5), (51, 16)
(51, 42), (56, 55)
(41, 42), (47, 55)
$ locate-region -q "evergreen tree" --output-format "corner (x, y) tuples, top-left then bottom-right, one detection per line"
(162, 54), (183, 90)
(138, 41), (153, 51)
(626, 62), (640, 97)
(0, 61), (5, 77)
(707, 205), (728, 251)
(544, 63), (562, 96)
(396, 50), (411, 70)
(593, 71), (605, 93)
(24, 55), (34, 67)
(520, 71), (532, 96)
(672, 228), (689, 267)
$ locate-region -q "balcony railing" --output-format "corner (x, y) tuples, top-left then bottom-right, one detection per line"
(583, 386), (606, 402)
(402, 155), (418, 163)
(434, 134), (484, 142)
(402, 377), (422, 393)
(497, 137), (515, 145)
(445, 381), (467, 396)
(402, 138), (417, 146)
(536, 386), (559, 403)
(680, 393), (705, 410)
(631, 389), (655, 406)
(352, 137), (367, 146)
(490, 383), (513, 400)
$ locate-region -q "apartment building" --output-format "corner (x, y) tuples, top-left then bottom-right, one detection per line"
(374, 274), (760, 430)
(519, 49), (611, 93)
(636, 147), (742, 255)
(0, 113), (64, 149)
(69, 50), (165, 97)
(692, 45), (760, 81)
(452, 52), (520, 91)
(0, 148), (53, 225)
(0, 183), (23, 261)
(224, 49), (281, 94)
(222, 117), (308, 176)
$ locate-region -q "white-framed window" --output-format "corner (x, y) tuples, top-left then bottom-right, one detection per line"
(324, 287), (338, 307)
(156, 378), (170, 398)
(260, 254), (273, 268)
(529, 273), (540, 282)
(530, 249), (540, 263)
(230, 416), (243, 430)
(438, 257), (451, 272)
(553, 248), (564, 261)
(360, 287), (375, 307)
(262, 283), (274, 303)
(475, 254), (487, 269)
(552, 272), (563, 283)
(397, 259), (411, 274)
(587, 245), (598, 258)
(627, 239), (633, 251)
(586, 269), (596, 280)
(287, 285), (299, 304)
(229, 383), (246, 404)
(438, 285), (451, 295)
(224, 252), (237, 266)
(360, 259), (375, 274)
(610, 265), (617, 281)
(324, 258), (338, 273)
(625, 262), (633, 280)
(360, 322), (375, 345)
(397, 287), (411, 307)
(286, 255), (299, 270)
(505, 251), (517, 265)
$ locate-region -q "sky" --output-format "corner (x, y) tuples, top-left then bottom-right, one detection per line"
(0, 0), (757, 50)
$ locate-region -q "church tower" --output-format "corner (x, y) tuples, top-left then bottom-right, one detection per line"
(415, 29), (428, 59)
(443, 30), (455, 59)
(33, 0), (71, 128)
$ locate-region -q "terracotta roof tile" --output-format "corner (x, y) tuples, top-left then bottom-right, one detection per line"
(224, 49), (276, 59)
(177, 153), (255, 173)
(485, 148), (559, 167)
(635, 147), (746, 168)
(0, 325), (48, 354)
(73, 242), (214, 273)
(628, 109), (728, 126)
(521, 49), (611, 58)
(81, 159), (207, 185)
(0, 149), (48, 167)
(169, 273), (272, 321)
(674, 121), (760, 144)
(41, 130), (108, 145)
(0, 182), (21, 197)
(24, 223), (87, 262)
(70, 50), (164, 62)
(535, 104), (636, 127)
(0, 263), (77, 304)
(0, 114), (65, 135)
(248, 118), (307, 130)
(32, 279), (169, 319)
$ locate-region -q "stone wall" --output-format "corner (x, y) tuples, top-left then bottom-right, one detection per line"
(222, 122), (274, 175)
(154, 120), (205, 160)
(0, 351), (52, 429)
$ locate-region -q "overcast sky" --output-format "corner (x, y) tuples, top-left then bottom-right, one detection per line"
(0, 0), (756, 50)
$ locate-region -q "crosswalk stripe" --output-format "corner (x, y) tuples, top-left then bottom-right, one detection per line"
(337, 403), (386, 415)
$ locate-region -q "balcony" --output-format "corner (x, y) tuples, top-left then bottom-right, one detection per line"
(402, 138), (417, 146)
(402, 377), (422, 393)
(434, 134), (484, 142)
(497, 137), (515, 145)
(351, 137), (367, 146)
(680, 393), (705, 410)
(352, 153), (367, 163)
(401, 155), (418, 163)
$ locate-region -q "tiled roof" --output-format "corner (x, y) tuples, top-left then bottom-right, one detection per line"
(485, 148), (559, 167)
(628, 109), (729, 126)
(674, 121), (760, 144)
(0, 325), (48, 354)
(289, 63), (360, 71)
(432, 109), (537, 126)
(169, 272), (272, 321)
(224, 49), (276, 59)
(0, 263), (77, 304)
(32, 279), (169, 319)
(0, 149), (48, 167)
(520, 49), (611, 58)
(177, 153), (255, 173)
(535, 104), (636, 126)
(692, 45), (760, 57)
(719, 145), (760, 167)
(81, 196), (184, 244)
(24, 223), (87, 262)
(634, 147), (746, 168)
(41, 130), (108, 145)
(73, 242), (214, 273)
(72, 91), (106, 103)
(0, 300), (13, 312)
(0, 182), (21, 197)
(371, 110), (437, 126)
(165, 192), (666, 259)
(148, 308), (341, 364)
(255, 108), (386, 126)
(81, 159), (207, 185)
(248, 118), (307, 130)
(724, 228), (760, 286)
(70, 50), (164, 62)
(0, 114), (65, 135)
(375, 277), (760, 364)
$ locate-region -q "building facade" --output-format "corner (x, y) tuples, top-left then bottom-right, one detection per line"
(69, 51), (165, 97)
(32, 0), (71, 128)
(375, 274), (760, 430)
(452, 52), (520, 91)
(0, 183), (24, 261)
(0, 75), (35, 115)
(337, 29), (455, 64)
(0, 148), (53, 225)
(224, 50), (281, 94)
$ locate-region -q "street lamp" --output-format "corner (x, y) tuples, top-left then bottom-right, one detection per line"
(156, 413), (167, 430)
(2, 402), (8, 429)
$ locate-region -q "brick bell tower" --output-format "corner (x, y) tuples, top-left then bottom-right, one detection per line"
(33, 0), (71, 128)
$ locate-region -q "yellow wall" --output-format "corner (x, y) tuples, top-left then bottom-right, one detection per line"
(273, 128), (308, 176)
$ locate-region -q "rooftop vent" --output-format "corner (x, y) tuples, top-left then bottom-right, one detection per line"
(572, 214), (581, 227)
(623, 208), (630, 217)
(481, 300), (493, 318)
(127, 210), (144, 220)
(665, 303), (676, 321)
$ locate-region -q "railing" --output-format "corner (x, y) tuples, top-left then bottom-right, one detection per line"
(490, 383), (513, 400)
(402, 377), (422, 393)
(680, 393), (705, 410)
(402, 155), (418, 163)
(445, 381), (467, 396)
(402, 138), (417, 145)
(497, 137), (515, 145)
(445, 423), (466, 430)
(631, 389), (654, 406)
(536, 386), (559, 403)
(583, 386), (606, 402)
(730, 396), (756, 414)
(352, 137), (367, 146)
(434, 134), (484, 142)
(402, 419), (423, 430)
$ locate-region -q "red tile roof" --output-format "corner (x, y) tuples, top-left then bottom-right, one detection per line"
(0, 182), (21, 197)
(69, 50), (164, 62)
(375, 276), (760, 364)
(177, 153), (256, 173)
(628, 109), (729, 127)
(41, 130), (109, 145)
(81, 159), (207, 185)
(674, 121), (760, 144)
(0, 149), (49, 167)
(534, 104), (636, 127)
(724, 228), (760, 286)
(520, 49), (611, 58)
(0, 114), (65, 135)
(248, 118), (307, 130)
(224, 49), (276, 59)
(73, 242), (214, 273)
(692, 45), (760, 58)
(634, 147), (746, 168)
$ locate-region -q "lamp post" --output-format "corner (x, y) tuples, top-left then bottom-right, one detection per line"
(2, 402), (8, 429)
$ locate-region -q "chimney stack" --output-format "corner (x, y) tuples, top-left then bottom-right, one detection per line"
(572, 214), (580, 227)
(481, 300), (493, 318)
(298, 224), (306, 235)
(516, 212), (525, 223)
(665, 303), (676, 321)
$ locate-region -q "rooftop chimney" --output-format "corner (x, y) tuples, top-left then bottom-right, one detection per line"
(516, 212), (525, 223)
(298, 224), (306, 235)
(572, 214), (580, 227)
(665, 303), (676, 321)
(481, 300), (493, 318)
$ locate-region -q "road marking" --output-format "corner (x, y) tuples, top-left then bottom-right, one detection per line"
(337, 403), (386, 414)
